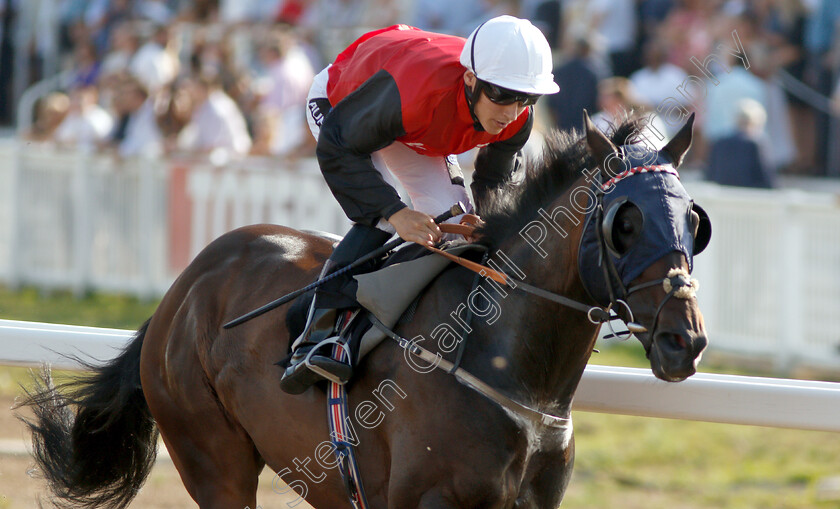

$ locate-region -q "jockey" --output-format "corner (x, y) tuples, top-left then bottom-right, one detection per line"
(280, 15), (559, 394)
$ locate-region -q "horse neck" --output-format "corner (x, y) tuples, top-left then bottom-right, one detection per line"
(472, 186), (600, 411)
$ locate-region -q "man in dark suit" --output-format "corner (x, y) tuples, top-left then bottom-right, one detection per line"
(706, 99), (775, 189)
(547, 36), (599, 133)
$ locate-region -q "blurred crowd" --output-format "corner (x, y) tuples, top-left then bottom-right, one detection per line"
(3, 0), (840, 181)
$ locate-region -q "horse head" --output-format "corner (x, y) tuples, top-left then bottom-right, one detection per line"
(580, 112), (710, 382)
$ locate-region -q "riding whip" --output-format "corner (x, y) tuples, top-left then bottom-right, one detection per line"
(223, 202), (466, 329)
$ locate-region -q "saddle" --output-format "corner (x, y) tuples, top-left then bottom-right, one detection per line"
(283, 218), (485, 372)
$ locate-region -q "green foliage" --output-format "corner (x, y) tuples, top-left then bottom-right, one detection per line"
(0, 285), (159, 329)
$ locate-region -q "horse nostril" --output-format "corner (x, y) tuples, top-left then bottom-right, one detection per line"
(655, 331), (688, 353)
(693, 334), (708, 355)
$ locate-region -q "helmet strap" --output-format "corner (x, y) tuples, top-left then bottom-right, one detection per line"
(464, 82), (485, 132)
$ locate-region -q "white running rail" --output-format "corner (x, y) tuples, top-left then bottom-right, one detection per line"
(2, 319), (838, 433)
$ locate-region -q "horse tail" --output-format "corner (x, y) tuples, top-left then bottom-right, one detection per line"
(18, 319), (158, 509)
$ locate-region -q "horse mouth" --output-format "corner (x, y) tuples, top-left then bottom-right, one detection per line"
(647, 330), (706, 383)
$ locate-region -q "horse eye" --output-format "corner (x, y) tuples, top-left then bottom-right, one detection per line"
(618, 218), (634, 234)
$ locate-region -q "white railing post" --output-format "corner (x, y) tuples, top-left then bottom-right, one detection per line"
(779, 194), (804, 371)
(6, 141), (22, 290)
(138, 159), (156, 299)
(71, 151), (92, 296)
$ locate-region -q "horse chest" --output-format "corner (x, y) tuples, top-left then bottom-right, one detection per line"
(506, 414), (576, 504)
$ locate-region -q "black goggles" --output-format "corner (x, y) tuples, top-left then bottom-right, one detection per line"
(478, 80), (541, 106)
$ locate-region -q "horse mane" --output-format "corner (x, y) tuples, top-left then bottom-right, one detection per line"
(476, 117), (644, 248)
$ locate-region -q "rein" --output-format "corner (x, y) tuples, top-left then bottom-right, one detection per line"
(423, 243), (612, 324)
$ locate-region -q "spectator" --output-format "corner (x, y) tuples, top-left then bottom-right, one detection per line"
(528, 0), (562, 51)
(660, 0), (716, 71)
(129, 24), (179, 94)
(706, 98), (775, 188)
(637, 0), (676, 50)
(591, 77), (644, 131)
(84, 0), (133, 55)
(53, 85), (114, 150)
(560, 3), (612, 79)
(58, 0), (90, 51)
(592, 76), (670, 148)
(276, 0), (310, 25)
(548, 36), (600, 132)
(411, 0), (484, 36)
(630, 39), (690, 110)
(176, 75), (252, 157)
(67, 40), (102, 90)
(135, 0), (175, 25)
(589, 0), (639, 76)
(734, 13), (798, 172)
(703, 52), (768, 142)
(99, 22), (140, 81)
(257, 30), (315, 155)
(249, 109), (278, 157)
(109, 75), (164, 158)
(157, 79), (194, 143)
(25, 91), (70, 142)
(802, 0), (840, 173)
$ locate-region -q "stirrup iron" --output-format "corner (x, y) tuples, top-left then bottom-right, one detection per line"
(304, 337), (352, 385)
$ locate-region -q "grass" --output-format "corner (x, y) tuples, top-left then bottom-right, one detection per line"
(566, 339), (840, 508)
(0, 285), (159, 329)
(2, 286), (839, 508)
(0, 284), (159, 398)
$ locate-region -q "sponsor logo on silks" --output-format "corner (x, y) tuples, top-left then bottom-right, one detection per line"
(404, 142), (428, 151)
(308, 99), (326, 127)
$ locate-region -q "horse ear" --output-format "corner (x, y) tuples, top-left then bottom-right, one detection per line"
(583, 110), (619, 170)
(659, 112), (695, 169)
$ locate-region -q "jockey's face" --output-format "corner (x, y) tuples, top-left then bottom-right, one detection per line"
(464, 72), (528, 135)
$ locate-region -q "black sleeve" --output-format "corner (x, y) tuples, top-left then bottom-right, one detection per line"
(471, 108), (533, 213)
(317, 70), (409, 227)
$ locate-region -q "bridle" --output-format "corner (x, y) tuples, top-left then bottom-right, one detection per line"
(588, 167), (699, 342)
(423, 162), (701, 344)
(423, 167), (701, 345)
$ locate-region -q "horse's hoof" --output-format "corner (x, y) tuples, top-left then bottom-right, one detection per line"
(279, 355), (353, 395)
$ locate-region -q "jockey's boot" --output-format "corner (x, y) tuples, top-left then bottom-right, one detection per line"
(279, 224), (392, 395)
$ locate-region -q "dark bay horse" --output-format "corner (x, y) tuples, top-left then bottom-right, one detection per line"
(20, 115), (709, 508)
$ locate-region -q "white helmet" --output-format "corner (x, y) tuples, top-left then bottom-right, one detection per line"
(460, 15), (559, 95)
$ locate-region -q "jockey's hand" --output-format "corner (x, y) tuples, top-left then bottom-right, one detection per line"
(387, 208), (442, 247)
